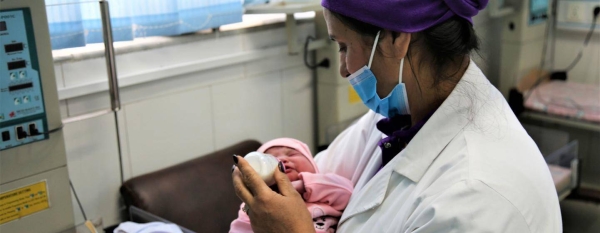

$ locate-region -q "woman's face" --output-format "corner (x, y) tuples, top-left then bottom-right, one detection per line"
(323, 9), (438, 123)
(264, 146), (315, 181)
(323, 9), (410, 98)
(323, 13), (371, 78)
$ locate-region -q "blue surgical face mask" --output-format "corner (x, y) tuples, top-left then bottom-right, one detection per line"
(348, 31), (411, 118)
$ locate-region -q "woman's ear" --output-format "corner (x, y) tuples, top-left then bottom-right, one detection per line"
(380, 30), (411, 60)
(392, 30), (411, 60)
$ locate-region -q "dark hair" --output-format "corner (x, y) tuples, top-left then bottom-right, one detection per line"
(330, 11), (480, 89)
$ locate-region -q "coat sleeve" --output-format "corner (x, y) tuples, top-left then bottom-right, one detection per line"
(405, 180), (532, 233)
(314, 111), (383, 185)
(299, 172), (354, 213)
(229, 203), (254, 233)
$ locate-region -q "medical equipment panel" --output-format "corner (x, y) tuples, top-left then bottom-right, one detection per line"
(0, 8), (48, 151)
(530, 0), (549, 25)
(1, 1), (74, 232)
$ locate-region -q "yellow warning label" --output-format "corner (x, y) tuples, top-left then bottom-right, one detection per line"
(348, 86), (361, 104)
(0, 181), (50, 225)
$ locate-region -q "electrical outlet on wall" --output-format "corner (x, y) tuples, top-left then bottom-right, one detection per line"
(558, 0), (600, 31)
(566, 2), (585, 23)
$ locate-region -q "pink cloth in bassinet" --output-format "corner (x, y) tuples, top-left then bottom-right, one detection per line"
(525, 81), (600, 123)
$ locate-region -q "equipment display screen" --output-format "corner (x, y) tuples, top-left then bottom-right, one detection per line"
(530, 0), (548, 25)
(531, 0), (549, 12)
(7, 60), (26, 70)
(5, 43), (24, 53)
(8, 82), (33, 92)
(0, 21), (6, 31)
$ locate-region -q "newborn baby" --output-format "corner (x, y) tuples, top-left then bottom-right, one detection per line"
(230, 138), (354, 233)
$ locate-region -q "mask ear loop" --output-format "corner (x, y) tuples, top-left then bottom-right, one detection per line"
(399, 58), (404, 83)
(398, 57), (411, 114)
(367, 31), (381, 68)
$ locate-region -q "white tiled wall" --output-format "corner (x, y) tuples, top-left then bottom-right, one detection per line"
(65, 92), (112, 116)
(212, 71), (285, 149)
(55, 23), (316, 227)
(119, 65), (245, 107)
(282, 67), (315, 151)
(124, 86), (216, 176)
(61, 57), (107, 88)
(63, 113), (122, 226)
(242, 27), (288, 51)
(553, 30), (600, 85)
(54, 64), (64, 88)
(117, 35), (244, 79)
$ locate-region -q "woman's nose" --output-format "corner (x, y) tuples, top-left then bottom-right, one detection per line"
(340, 67), (351, 78)
(339, 54), (350, 78)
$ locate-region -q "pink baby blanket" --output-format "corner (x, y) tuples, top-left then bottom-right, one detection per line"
(525, 81), (600, 123)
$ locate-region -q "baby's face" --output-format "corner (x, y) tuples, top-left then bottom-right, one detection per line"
(264, 146), (315, 181)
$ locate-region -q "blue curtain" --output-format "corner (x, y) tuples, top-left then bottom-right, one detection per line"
(46, 0), (243, 50)
(243, 0), (269, 6)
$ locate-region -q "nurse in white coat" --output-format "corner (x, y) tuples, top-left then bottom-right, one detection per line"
(232, 0), (562, 232)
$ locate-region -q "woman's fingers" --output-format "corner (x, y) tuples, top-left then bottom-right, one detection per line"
(232, 167), (254, 204)
(273, 167), (298, 197)
(235, 155), (272, 197)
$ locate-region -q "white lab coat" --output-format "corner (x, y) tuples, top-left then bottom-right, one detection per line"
(314, 60), (562, 233)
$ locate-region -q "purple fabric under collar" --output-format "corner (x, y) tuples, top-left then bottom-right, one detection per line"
(322, 0), (488, 33)
(376, 112), (434, 172)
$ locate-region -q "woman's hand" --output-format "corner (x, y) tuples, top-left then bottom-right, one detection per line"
(232, 155), (315, 233)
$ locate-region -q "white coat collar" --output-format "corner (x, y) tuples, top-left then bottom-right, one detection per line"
(393, 60), (490, 182)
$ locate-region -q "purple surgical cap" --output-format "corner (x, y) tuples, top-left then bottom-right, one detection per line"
(321, 0), (489, 33)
